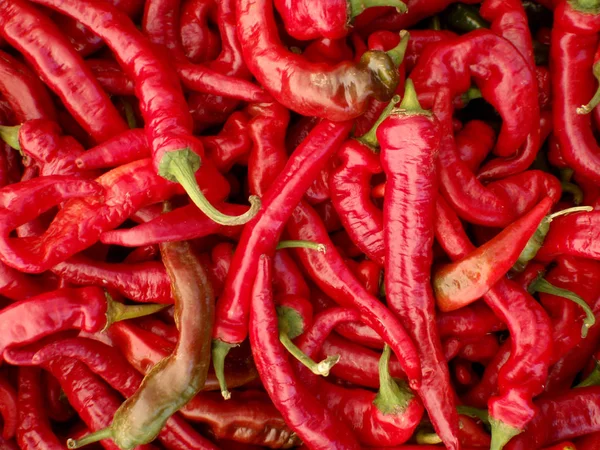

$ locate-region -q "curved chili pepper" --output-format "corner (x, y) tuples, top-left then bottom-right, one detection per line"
(505, 386), (600, 449)
(212, 120), (352, 397)
(182, 390), (300, 448)
(72, 228), (214, 449)
(28, 0), (258, 227)
(287, 201), (421, 387)
(202, 111), (252, 173)
(551, 1), (600, 185)
(236, 0), (400, 121)
(435, 196), (552, 450)
(0, 50), (56, 122)
(75, 129), (148, 171)
(273, 250), (310, 298)
(16, 367), (64, 450)
(249, 255), (361, 450)
(0, 261), (46, 301)
(179, 0), (219, 64)
(434, 197), (553, 312)
(378, 81), (458, 450)
(87, 59), (136, 96)
(0, 0), (127, 143)
(52, 255), (173, 304)
(43, 371), (76, 423)
(0, 286), (164, 362)
(537, 211), (600, 261)
(303, 37), (354, 64)
(0, 373), (16, 439)
(455, 120), (496, 173)
(438, 302), (507, 339)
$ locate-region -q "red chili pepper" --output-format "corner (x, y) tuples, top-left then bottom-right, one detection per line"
(16, 367), (64, 450)
(438, 302), (507, 339)
(505, 386), (600, 450)
(0, 50), (56, 122)
(43, 370), (76, 423)
(435, 196), (552, 449)
(0, 373), (16, 440)
(75, 129), (149, 171)
(201, 111), (252, 173)
(87, 59), (136, 96)
(454, 120), (496, 173)
(212, 119), (352, 397)
(287, 201), (421, 387)
(179, 0), (220, 64)
(402, 29), (457, 71)
(29, 0), (258, 227)
(378, 81), (458, 450)
(551, 1), (600, 185)
(0, 0), (128, 143)
(303, 38), (354, 64)
(0, 261), (46, 301)
(250, 255), (361, 450)
(236, 0), (400, 121)
(433, 197), (553, 312)
(537, 210), (600, 261)
(273, 249), (310, 298)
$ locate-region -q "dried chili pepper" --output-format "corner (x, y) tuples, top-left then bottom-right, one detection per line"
(249, 255), (361, 450)
(70, 223), (214, 449)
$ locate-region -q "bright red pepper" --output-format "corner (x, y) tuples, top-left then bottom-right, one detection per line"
(75, 129), (149, 171)
(303, 38), (354, 64)
(87, 59), (136, 96)
(42, 370), (76, 423)
(455, 120), (496, 173)
(179, 0), (220, 64)
(201, 111), (252, 173)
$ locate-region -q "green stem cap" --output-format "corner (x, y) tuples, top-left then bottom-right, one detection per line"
(490, 419), (522, 450)
(532, 278), (596, 337)
(457, 405), (490, 425)
(373, 345), (413, 414)
(386, 30), (410, 67)
(576, 361), (600, 388)
(561, 181), (584, 206)
(0, 125), (21, 151)
(276, 240), (326, 252)
(212, 339), (237, 400)
(67, 428), (113, 449)
(399, 79), (429, 115)
(571, 0), (600, 14)
(104, 292), (168, 330)
(577, 63), (600, 114)
(357, 94), (401, 149)
(349, 0), (407, 19)
(159, 148), (261, 226)
(279, 332), (339, 376)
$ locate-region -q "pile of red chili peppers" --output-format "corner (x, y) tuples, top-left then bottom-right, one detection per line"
(2, 0), (600, 449)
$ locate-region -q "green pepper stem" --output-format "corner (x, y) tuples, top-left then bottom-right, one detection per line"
(576, 361), (600, 388)
(0, 125), (21, 151)
(276, 240), (326, 253)
(104, 293), (168, 330)
(532, 278), (596, 337)
(430, 15), (441, 30)
(67, 428), (113, 449)
(490, 419), (522, 450)
(212, 339), (237, 400)
(279, 331), (339, 376)
(399, 79), (429, 115)
(572, 0), (600, 13)
(373, 345), (413, 414)
(461, 86), (483, 106)
(159, 148), (261, 226)
(349, 0), (407, 19)
(386, 30), (410, 67)
(415, 430), (443, 445)
(560, 168), (575, 183)
(457, 405), (490, 425)
(357, 95), (401, 149)
(548, 205), (593, 221)
(561, 181), (584, 206)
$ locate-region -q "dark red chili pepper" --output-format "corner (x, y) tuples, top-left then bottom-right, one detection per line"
(75, 129), (148, 171)
(378, 81), (458, 450)
(0, 50), (56, 122)
(87, 59), (136, 96)
(505, 386), (600, 450)
(236, 0), (400, 121)
(287, 201), (422, 386)
(52, 255), (173, 304)
(435, 196), (553, 450)
(29, 0), (258, 227)
(455, 120), (496, 173)
(303, 38), (354, 64)
(179, 0), (220, 64)
(0, 286), (164, 362)
(273, 249), (310, 298)
(250, 255), (361, 450)
(182, 390), (300, 448)
(16, 367), (64, 450)
(551, 1), (600, 185)
(402, 29), (457, 71)
(0, 373), (16, 439)
(438, 302), (507, 339)
(434, 197), (553, 312)
(0, 261), (46, 301)
(72, 224), (215, 449)
(43, 370), (76, 423)
(212, 120), (352, 397)
(537, 210), (600, 261)
(0, 0), (127, 143)
(201, 111), (252, 173)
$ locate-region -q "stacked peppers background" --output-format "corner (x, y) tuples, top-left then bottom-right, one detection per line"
(1, 0), (600, 449)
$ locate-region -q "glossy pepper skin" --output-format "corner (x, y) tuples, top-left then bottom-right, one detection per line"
(16, 367), (64, 450)
(212, 120), (352, 396)
(435, 197), (552, 450)
(179, 0), (220, 64)
(551, 0), (600, 185)
(75, 129), (149, 171)
(236, 0), (400, 121)
(379, 82), (459, 450)
(0, 0), (127, 143)
(250, 255), (361, 450)
(537, 211), (600, 261)
(0, 261), (46, 301)
(72, 233), (215, 449)
(274, 0), (406, 40)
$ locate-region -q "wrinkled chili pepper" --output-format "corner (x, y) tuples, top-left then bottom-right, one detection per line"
(0, 286), (165, 362)
(28, 0), (258, 227)
(202, 111), (252, 173)
(179, 0), (220, 64)
(212, 120), (352, 398)
(71, 222), (214, 449)
(236, 0), (401, 121)
(434, 197), (553, 312)
(537, 211), (600, 261)
(42, 370), (76, 423)
(75, 129), (148, 171)
(249, 255), (361, 450)
(378, 81), (459, 450)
